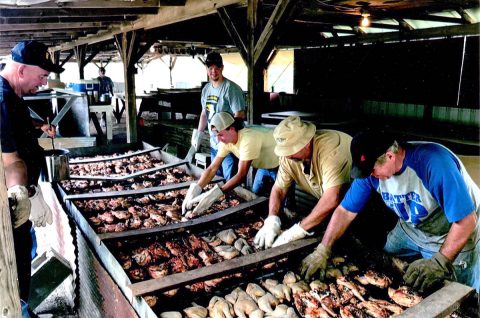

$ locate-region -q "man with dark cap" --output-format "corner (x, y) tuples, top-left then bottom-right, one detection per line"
(300, 129), (480, 293)
(191, 51), (246, 181)
(97, 66), (114, 102)
(253, 116), (352, 250)
(1, 40), (63, 317)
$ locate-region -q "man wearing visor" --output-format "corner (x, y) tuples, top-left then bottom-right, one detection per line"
(300, 129), (479, 293)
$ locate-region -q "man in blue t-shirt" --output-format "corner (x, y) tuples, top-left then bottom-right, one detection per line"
(300, 129), (479, 293)
(191, 52), (246, 180)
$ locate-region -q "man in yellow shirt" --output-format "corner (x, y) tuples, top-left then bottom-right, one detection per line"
(254, 116), (352, 249)
(182, 112), (279, 216)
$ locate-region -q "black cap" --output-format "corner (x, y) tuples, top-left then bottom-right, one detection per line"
(11, 41), (64, 74)
(205, 52), (223, 67)
(350, 129), (398, 179)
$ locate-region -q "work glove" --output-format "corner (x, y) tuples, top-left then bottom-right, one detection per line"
(191, 184), (224, 216)
(182, 183), (203, 215)
(253, 215), (281, 249)
(29, 185), (53, 227)
(403, 252), (454, 293)
(191, 129), (204, 152)
(299, 243), (331, 281)
(7, 185), (31, 228)
(272, 223), (313, 247)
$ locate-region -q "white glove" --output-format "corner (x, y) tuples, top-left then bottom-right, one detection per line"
(253, 215), (281, 249)
(191, 184), (223, 216)
(7, 185), (31, 228)
(272, 223), (313, 247)
(182, 183), (202, 215)
(191, 129), (204, 152)
(29, 185), (53, 227)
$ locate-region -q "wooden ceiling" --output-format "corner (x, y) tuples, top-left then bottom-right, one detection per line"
(0, 0), (478, 63)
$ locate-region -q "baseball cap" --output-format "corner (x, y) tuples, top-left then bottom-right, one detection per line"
(273, 116), (316, 157)
(11, 41), (64, 73)
(350, 129), (398, 179)
(205, 52), (223, 67)
(210, 112), (234, 132)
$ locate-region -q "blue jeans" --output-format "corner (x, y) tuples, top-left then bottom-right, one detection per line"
(211, 147), (237, 180)
(384, 221), (480, 291)
(252, 168), (277, 196)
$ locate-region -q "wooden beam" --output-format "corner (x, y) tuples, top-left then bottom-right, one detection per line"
(60, 51), (74, 67)
(54, 0), (244, 52)
(217, 7), (248, 64)
(74, 44), (87, 79)
(0, 16), (137, 24)
(247, 0), (262, 124)
(317, 23), (480, 46)
(0, 7), (158, 18)
(253, 0), (297, 66)
(0, 148), (22, 316)
(0, 0), (160, 9)
(0, 22), (105, 32)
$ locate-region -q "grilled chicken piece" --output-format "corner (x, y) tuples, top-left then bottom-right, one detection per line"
(142, 218), (157, 228)
(159, 311), (182, 318)
(208, 296), (235, 318)
(233, 291), (259, 318)
(89, 216), (102, 226)
(165, 241), (187, 257)
(369, 298), (404, 315)
(202, 235), (223, 247)
(358, 300), (389, 318)
(127, 217), (142, 229)
(98, 212), (115, 223)
(183, 305), (208, 318)
(132, 248), (152, 266)
(111, 210), (131, 220)
(342, 263), (360, 275)
(184, 252), (201, 269)
(388, 286), (422, 308)
(283, 271), (301, 287)
(290, 281), (310, 295)
(246, 283), (266, 301)
(217, 229), (237, 245)
(309, 280), (328, 292)
(326, 267), (343, 279)
(129, 268), (145, 280)
(265, 304), (299, 318)
(147, 264), (169, 279)
(294, 291), (329, 318)
(331, 255), (346, 266)
(144, 295), (158, 307)
(310, 289), (338, 315)
(214, 245), (240, 260)
(148, 242), (170, 259)
(168, 257), (187, 273)
(337, 277), (366, 301)
(148, 210), (167, 225)
(257, 293), (279, 313)
(234, 238), (253, 255)
(118, 253), (132, 270)
(268, 283), (292, 302)
(340, 304), (367, 318)
(364, 270), (393, 289)
(188, 234), (204, 251)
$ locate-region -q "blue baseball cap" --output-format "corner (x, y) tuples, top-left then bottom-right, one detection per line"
(11, 41), (64, 73)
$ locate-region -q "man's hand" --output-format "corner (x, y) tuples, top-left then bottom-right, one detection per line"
(300, 243), (331, 281)
(29, 185), (53, 227)
(191, 129), (203, 152)
(272, 223), (313, 247)
(7, 185), (31, 228)
(253, 215), (281, 249)
(191, 184), (223, 216)
(182, 183), (202, 215)
(403, 252), (454, 293)
(41, 124), (56, 138)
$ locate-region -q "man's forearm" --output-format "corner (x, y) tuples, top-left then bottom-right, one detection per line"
(197, 110), (207, 131)
(300, 185), (343, 232)
(4, 161), (28, 188)
(268, 185), (287, 216)
(321, 205), (357, 248)
(440, 212), (477, 261)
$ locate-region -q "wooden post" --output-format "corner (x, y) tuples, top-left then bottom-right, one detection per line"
(0, 147), (22, 317)
(74, 44), (87, 80)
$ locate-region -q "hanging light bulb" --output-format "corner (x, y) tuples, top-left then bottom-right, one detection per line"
(361, 13), (370, 27)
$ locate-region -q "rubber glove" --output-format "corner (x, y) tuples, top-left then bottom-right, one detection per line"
(29, 185), (53, 227)
(403, 252), (454, 293)
(182, 183), (202, 214)
(191, 129), (204, 152)
(272, 223), (313, 247)
(299, 243), (331, 281)
(191, 184), (223, 216)
(253, 215), (281, 249)
(7, 185), (31, 228)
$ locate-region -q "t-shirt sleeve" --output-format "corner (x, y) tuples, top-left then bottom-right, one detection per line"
(227, 83), (246, 113)
(0, 100), (16, 153)
(340, 178), (374, 213)
(216, 143), (230, 158)
(422, 148), (475, 223)
(275, 157), (294, 189)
